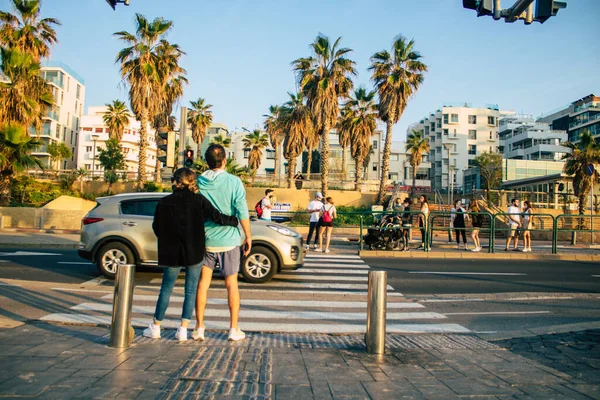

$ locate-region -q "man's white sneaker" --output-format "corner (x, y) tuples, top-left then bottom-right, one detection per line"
(191, 327), (205, 341)
(303, 244), (309, 250)
(228, 328), (246, 342)
(311, 244), (318, 250)
(175, 327), (188, 342)
(143, 323), (160, 339)
(324, 249), (330, 253)
(315, 247), (322, 252)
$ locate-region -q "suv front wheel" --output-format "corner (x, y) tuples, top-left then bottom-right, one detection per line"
(96, 242), (135, 279)
(241, 246), (278, 284)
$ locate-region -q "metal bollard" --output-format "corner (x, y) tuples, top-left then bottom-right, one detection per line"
(365, 271), (387, 354)
(109, 264), (136, 348)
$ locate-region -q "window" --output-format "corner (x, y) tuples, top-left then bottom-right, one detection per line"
(266, 149), (275, 159)
(60, 92), (63, 105)
(86, 146), (92, 152)
(76, 84), (81, 100)
(67, 77), (70, 92)
(468, 115), (477, 124)
(468, 159), (477, 167)
(70, 130), (73, 144)
(443, 114), (449, 124)
(75, 101), (78, 113)
(71, 147), (74, 161)
(390, 154), (399, 161)
(490, 146), (493, 152)
(372, 163), (378, 172)
(95, 127), (103, 133)
(488, 116), (495, 125)
(83, 127), (92, 131)
(451, 114), (459, 123)
(468, 145), (477, 155)
(243, 149), (250, 159)
(120, 200), (159, 217)
(63, 126), (67, 141)
(443, 159), (449, 165)
(436, 132), (441, 140)
(468, 130), (477, 140)
(67, 112), (71, 127)
(436, 119), (441, 128)
(489, 131), (493, 140)
(430, 122), (435, 131)
(84, 164), (91, 170)
(373, 140), (378, 149)
(443, 129), (448, 136)
(424, 126), (429, 135)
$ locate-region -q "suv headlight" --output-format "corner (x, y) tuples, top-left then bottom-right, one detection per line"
(267, 225), (299, 237)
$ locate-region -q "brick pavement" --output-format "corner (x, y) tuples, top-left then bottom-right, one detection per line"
(1, 322), (599, 399)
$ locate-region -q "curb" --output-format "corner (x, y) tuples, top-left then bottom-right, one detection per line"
(358, 250), (600, 261)
(479, 321), (600, 341)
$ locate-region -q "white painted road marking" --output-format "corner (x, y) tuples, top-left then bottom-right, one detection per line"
(409, 272), (527, 276)
(100, 294), (425, 308)
(134, 285), (404, 296)
(444, 311), (551, 316)
(40, 314), (470, 334)
(419, 296), (573, 303)
(57, 261), (94, 265)
(148, 278), (395, 291)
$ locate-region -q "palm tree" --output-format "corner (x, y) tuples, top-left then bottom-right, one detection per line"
(340, 87), (378, 190)
(281, 92), (313, 188)
(405, 129), (430, 195)
(152, 41), (187, 182)
(114, 14), (173, 187)
(0, 0), (60, 62)
(263, 105), (284, 183)
(242, 129), (269, 183)
(292, 34), (356, 196)
(0, 123), (43, 205)
(74, 167), (86, 193)
(370, 35), (428, 204)
(103, 100), (131, 141)
(337, 110), (351, 181)
(0, 47), (53, 132)
(562, 130), (600, 217)
(187, 97), (213, 159)
(303, 126), (319, 179)
(211, 134), (231, 148)
(47, 141), (72, 170)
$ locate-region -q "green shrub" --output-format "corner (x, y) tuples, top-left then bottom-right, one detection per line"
(143, 181), (161, 192)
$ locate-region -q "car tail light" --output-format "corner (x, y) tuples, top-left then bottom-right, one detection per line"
(82, 217), (104, 225)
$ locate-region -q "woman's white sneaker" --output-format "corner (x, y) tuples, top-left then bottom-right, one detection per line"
(228, 328), (246, 342)
(143, 324), (160, 339)
(191, 327), (205, 341)
(175, 327), (188, 342)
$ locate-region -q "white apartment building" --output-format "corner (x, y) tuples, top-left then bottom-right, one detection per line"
(31, 62), (85, 170)
(387, 141), (431, 189)
(77, 106), (157, 178)
(498, 115), (568, 161)
(408, 104), (507, 192)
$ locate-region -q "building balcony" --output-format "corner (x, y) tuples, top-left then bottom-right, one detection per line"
(572, 102), (600, 115)
(45, 109), (60, 121)
(44, 76), (64, 89)
(569, 112), (600, 130)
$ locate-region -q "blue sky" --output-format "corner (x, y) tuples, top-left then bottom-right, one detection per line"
(3, 0), (599, 140)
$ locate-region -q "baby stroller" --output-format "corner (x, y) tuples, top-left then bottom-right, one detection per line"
(363, 213), (404, 251)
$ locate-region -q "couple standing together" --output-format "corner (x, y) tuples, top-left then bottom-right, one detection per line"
(305, 192), (337, 253)
(143, 144), (251, 342)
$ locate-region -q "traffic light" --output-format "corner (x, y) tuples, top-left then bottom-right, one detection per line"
(184, 149), (194, 168)
(535, 0), (567, 23)
(105, 0), (130, 10)
(157, 130), (175, 168)
(463, 0), (493, 16)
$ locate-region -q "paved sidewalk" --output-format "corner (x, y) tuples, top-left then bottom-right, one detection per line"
(0, 322), (599, 399)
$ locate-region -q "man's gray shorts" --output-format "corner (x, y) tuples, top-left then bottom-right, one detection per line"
(204, 247), (242, 277)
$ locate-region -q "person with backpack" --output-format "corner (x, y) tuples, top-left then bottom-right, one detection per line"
(400, 198), (412, 252)
(470, 200), (483, 252)
(317, 197), (337, 253)
(143, 168), (239, 342)
(305, 192), (324, 250)
(522, 200), (534, 253)
(451, 199), (469, 250)
(255, 189), (274, 221)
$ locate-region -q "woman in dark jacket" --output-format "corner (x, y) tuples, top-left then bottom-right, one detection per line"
(143, 168), (238, 342)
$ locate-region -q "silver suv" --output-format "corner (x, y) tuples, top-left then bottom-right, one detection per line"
(78, 193), (304, 283)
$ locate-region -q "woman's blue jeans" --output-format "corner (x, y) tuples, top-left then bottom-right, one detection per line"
(153, 263), (202, 322)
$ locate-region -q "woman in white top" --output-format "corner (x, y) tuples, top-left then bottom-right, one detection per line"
(318, 197), (337, 254)
(417, 195), (429, 250)
(522, 201), (534, 253)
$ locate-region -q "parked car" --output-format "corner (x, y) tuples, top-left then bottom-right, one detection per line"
(78, 193), (304, 283)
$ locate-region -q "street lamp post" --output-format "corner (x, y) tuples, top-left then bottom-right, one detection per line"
(91, 134), (99, 179)
(444, 143), (454, 243)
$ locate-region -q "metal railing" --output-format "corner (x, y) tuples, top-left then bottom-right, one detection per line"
(428, 211), (494, 253)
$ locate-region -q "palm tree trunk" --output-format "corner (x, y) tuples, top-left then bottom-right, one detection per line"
(320, 125), (330, 196)
(80, 178), (84, 193)
(197, 142), (201, 161)
(0, 174), (11, 206)
(274, 143), (280, 187)
(341, 147), (347, 181)
(137, 112), (149, 189)
(306, 148), (313, 180)
(354, 155), (364, 191)
(154, 131), (162, 183)
(412, 164), (417, 196)
(376, 120), (394, 205)
(287, 157), (296, 189)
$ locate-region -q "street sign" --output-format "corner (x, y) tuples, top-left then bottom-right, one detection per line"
(587, 163), (595, 176)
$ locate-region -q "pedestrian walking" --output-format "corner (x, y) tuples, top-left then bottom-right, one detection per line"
(417, 195), (429, 250)
(143, 168), (239, 342)
(505, 198), (522, 251)
(305, 192), (324, 250)
(451, 199), (469, 250)
(470, 200), (483, 252)
(195, 144), (252, 342)
(318, 196), (337, 253)
(256, 189), (274, 221)
(401, 198), (412, 252)
(522, 200), (534, 252)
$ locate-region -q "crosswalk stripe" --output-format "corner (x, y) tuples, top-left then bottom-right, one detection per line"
(148, 278), (394, 291)
(304, 260), (365, 265)
(40, 314), (469, 333)
(281, 268), (368, 274)
(302, 263), (368, 269)
(100, 294), (424, 308)
(270, 275), (368, 282)
(134, 285), (404, 296)
(71, 303), (446, 320)
(305, 254), (360, 259)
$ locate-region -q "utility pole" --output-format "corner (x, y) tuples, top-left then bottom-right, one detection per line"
(179, 107), (188, 168)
